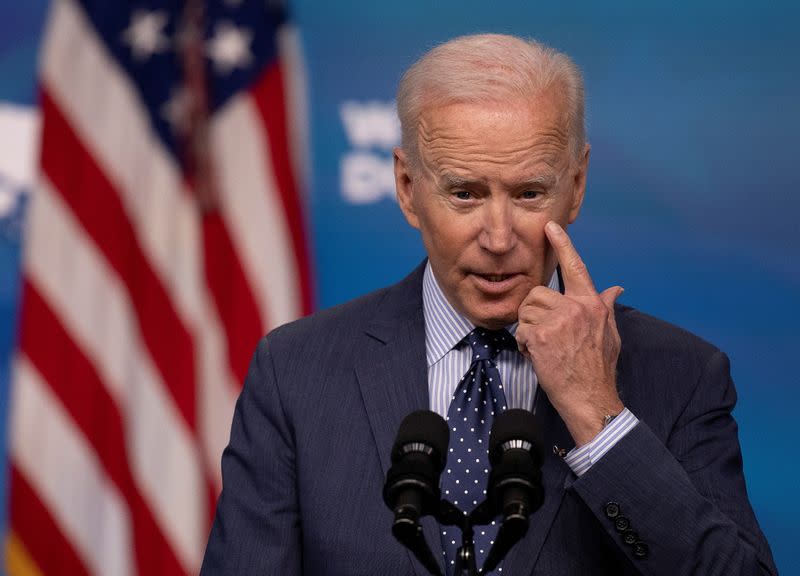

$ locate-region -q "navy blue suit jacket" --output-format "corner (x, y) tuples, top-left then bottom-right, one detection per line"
(201, 263), (776, 575)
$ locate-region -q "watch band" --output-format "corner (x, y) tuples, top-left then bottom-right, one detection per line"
(603, 412), (618, 428)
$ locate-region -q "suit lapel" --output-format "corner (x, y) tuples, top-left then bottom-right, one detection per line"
(503, 389), (574, 575)
(353, 264), (443, 575)
(354, 309), (429, 477)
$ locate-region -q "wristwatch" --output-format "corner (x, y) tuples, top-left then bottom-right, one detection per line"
(602, 412), (619, 428)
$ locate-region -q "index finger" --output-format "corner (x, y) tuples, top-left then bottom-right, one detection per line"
(544, 220), (596, 296)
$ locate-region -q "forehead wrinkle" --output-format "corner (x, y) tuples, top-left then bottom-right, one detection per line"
(423, 142), (568, 184)
(416, 107), (572, 181)
(422, 138), (568, 171)
(421, 124), (569, 157)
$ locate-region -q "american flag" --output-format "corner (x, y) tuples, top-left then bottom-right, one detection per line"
(7, 0), (313, 573)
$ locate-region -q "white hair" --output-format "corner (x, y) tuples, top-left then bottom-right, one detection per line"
(396, 33), (586, 167)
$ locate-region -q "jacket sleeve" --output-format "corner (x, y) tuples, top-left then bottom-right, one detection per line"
(569, 350), (777, 575)
(200, 337), (302, 575)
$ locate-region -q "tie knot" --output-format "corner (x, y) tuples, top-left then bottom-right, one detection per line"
(464, 328), (515, 362)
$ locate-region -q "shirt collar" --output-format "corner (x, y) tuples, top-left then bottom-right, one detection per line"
(422, 263), (474, 366)
(421, 262), (560, 367)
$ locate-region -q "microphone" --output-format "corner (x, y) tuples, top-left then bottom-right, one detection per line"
(479, 409), (544, 574)
(383, 410), (449, 576)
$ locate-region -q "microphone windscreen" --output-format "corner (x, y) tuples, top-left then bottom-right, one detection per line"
(489, 409), (541, 464)
(392, 410), (449, 468)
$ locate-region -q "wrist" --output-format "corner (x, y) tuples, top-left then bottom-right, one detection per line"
(565, 399), (624, 447)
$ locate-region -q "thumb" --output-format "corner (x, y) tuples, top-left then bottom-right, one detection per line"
(599, 286), (624, 311)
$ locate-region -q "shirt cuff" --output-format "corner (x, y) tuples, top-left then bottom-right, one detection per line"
(563, 408), (639, 477)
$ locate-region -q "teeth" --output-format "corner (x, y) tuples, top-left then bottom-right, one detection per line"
(486, 275), (508, 282)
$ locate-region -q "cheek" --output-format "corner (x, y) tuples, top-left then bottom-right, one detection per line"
(516, 217), (549, 251)
(416, 219), (463, 274)
(514, 221), (558, 281)
(420, 211), (475, 255)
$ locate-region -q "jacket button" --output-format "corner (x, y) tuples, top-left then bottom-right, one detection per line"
(622, 529), (638, 545)
(614, 515), (630, 533)
(604, 502), (620, 519)
(633, 541), (649, 559)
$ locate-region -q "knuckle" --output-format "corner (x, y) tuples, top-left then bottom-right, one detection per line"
(520, 289), (539, 307)
(532, 329), (548, 347)
(517, 305), (538, 324)
(567, 255), (586, 274)
(531, 285), (550, 297)
(582, 296), (606, 318)
(566, 301), (584, 322)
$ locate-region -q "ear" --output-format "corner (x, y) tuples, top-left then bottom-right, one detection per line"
(394, 147), (420, 230)
(567, 143), (590, 224)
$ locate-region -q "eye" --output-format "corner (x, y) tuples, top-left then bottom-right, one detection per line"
(454, 190), (472, 200)
(521, 190), (540, 199)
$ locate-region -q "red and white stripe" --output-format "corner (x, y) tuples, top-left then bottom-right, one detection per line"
(8, 0), (313, 573)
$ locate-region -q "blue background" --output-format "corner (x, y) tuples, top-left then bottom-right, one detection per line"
(1, 1), (797, 573)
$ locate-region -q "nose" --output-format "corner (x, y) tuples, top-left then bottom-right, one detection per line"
(478, 198), (517, 255)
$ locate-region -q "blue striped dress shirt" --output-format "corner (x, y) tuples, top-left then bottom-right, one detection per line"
(422, 262), (638, 476)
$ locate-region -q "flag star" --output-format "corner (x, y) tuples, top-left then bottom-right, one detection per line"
(207, 21), (253, 74)
(161, 87), (192, 135)
(122, 10), (170, 61)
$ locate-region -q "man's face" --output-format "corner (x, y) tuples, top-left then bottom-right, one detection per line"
(395, 92), (589, 329)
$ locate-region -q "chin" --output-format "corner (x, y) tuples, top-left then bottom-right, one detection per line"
(452, 284), (524, 328)
(469, 308), (518, 330)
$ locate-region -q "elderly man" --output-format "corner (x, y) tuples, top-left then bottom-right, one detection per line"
(201, 34), (776, 575)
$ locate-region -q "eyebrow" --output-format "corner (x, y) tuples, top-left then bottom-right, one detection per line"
(440, 173), (474, 189)
(519, 174), (557, 189)
(439, 172), (557, 189)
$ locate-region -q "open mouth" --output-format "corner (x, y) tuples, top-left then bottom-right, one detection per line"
(479, 274), (512, 282)
(468, 272), (522, 299)
(471, 273), (520, 291)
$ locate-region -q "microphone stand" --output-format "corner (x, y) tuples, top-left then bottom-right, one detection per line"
(384, 410), (540, 576)
(436, 500), (479, 576)
(453, 522), (478, 576)
(434, 496), (530, 576)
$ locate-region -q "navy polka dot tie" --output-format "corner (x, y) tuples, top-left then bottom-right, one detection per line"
(440, 328), (514, 575)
